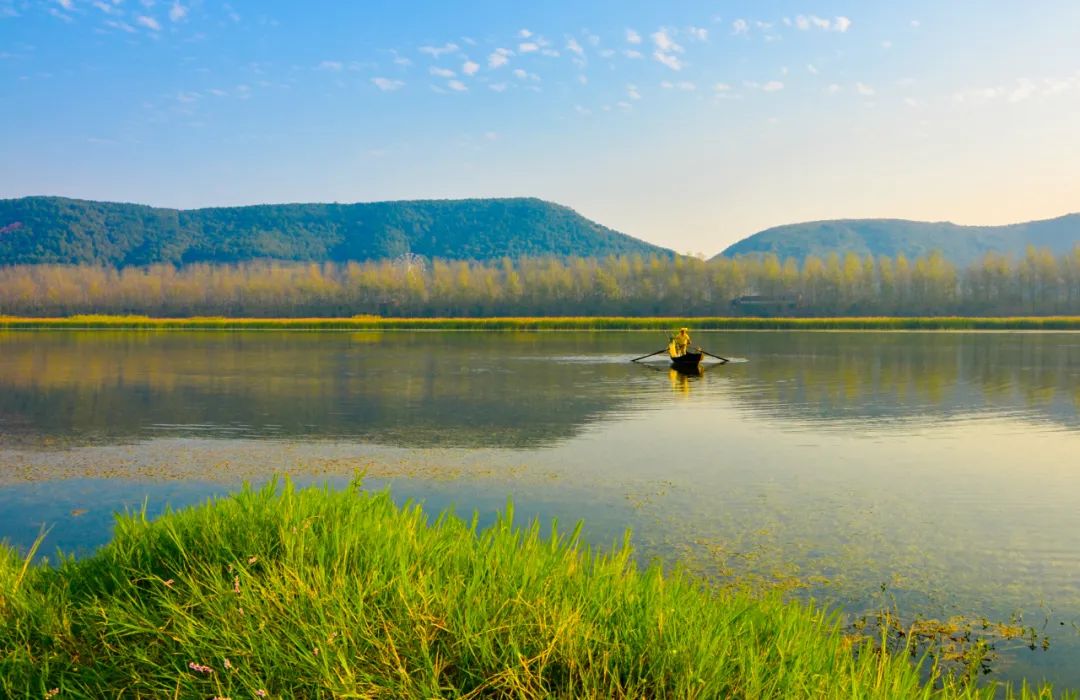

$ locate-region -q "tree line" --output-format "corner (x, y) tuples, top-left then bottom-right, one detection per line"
(1, 247), (1079, 317)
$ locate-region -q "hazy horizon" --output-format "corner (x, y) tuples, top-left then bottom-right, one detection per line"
(3, 0), (1079, 254)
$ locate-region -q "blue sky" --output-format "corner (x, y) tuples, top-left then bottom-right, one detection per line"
(2, 1), (1080, 253)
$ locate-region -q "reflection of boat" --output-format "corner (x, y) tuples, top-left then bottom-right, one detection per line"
(670, 352), (703, 373)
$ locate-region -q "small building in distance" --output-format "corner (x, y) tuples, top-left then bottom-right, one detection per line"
(729, 294), (802, 316)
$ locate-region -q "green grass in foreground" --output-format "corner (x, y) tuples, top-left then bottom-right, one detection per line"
(2, 314), (1080, 330)
(0, 481), (1067, 698)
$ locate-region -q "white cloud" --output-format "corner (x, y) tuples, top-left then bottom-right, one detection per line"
(794, 15), (852, 32)
(826, 83), (842, 94)
(732, 19), (749, 35)
(518, 42), (538, 53)
(652, 28), (684, 70)
(627, 83), (641, 99)
(512, 68), (539, 82)
(168, 1), (187, 21)
(429, 66), (456, 78)
(624, 49), (642, 59)
(761, 81), (784, 92)
(651, 29), (683, 53)
(882, 40), (893, 49)
(661, 80), (696, 91)
(392, 53), (412, 67)
(714, 82), (732, 92)
(577, 74), (587, 85)
(807, 64), (819, 75)
(489, 82), (508, 92)
(488, 48), (512, 69)
(485, 131), (499, 141)
(462, 60), (479, 76)
(176, 91), (200, 103)
(566, 38), (584, 56)
(136, 15), (161, 31)
(654, 51), (682, 71)
(686, 26), (708, 41)
(856, 82), (875, 96)
(419, 43), (459, 58)
(910, 19), (921, 28)
(575, 105), (592, 116)
(57, 0), (73, 8)
(518, 28), (532, 38)
(447, 79), (467, 92)
(93, 1), (116, 14)
(626, 28), (641, 44)
(372, 77), (404, 91)
(586, 33), (600, 46)
(317, 60), (343, 71)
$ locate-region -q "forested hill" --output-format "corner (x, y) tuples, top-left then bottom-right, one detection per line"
(718, 215), (1080, 266)
(0, 196), (669, 266)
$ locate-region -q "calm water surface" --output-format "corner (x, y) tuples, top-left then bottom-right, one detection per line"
(1, 330), (1079, 688)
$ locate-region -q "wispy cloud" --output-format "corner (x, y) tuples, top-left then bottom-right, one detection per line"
(518, 42), (538, 53)
(136, 15), (162, 31)
(791, 15), (852, 33)
(661, 80), (696, 91)
(488, 47), (512, 69)
(855, 82), (875, 96)
(317, 60), (343, 72)
(627, 83), (641, 100)
(686, 26), (708, 42)
(447, 79), (467, 92)
(652, 28), (684, 71)
(625, 28), (641, 44)
(462, 60), (479, 76)
(732, 19), (749, 35)
(761, 81), (784, 92)
(169, 1), (187, 22)
(372, 77), (404, 91)
(429, 66), (455, 78)
(513, 68), (540, 82)
(419, 43), (458, 58)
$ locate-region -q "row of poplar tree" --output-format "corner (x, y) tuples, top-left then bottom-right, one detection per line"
(1, 247), (1079, 317)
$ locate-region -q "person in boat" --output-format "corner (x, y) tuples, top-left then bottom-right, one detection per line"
(672, 327), (691, 357)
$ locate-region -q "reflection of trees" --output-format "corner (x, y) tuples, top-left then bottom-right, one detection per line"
(0, 332), (640, 448)
(718, 333), (1080, 429)
(0, 332), (1076, 448)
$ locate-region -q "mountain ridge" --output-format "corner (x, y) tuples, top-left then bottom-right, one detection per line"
(717, 213), (1080, 266)
(0, 196), (671, 267)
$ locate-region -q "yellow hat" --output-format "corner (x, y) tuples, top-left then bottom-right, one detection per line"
(680, 327), (688, 331)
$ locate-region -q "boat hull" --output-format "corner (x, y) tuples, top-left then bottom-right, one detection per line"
(670, 352), (703, 372)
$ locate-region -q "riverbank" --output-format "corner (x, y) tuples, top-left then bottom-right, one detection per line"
(0, 481), (1063, 698)
(2, 314), (1080, 330)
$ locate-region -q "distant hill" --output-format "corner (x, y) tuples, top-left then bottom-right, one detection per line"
(717, 215), (1080, 266)
(0, 196), (669, 266)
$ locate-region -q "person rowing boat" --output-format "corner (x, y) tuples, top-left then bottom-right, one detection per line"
(669, 327), (692, 358)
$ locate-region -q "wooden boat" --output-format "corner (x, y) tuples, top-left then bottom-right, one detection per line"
(669, 351), (703, 372)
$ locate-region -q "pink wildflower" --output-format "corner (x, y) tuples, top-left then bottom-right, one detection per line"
(233, 575), (241, 594)
(256, 691), (268, 698)
(163, 579), (174, 587)
(224, 657), (233, 670)
(187, 661), (213, 674)
(248, 555), (258, 564)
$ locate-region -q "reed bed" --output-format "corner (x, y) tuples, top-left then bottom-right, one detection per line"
(2, 314), (1080, 331)
(0, 480), (1065, 698)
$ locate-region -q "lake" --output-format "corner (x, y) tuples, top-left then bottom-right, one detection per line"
(1, 329), (1079, 688)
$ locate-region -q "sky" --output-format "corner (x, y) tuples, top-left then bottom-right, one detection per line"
(2, 1), (1080, 254)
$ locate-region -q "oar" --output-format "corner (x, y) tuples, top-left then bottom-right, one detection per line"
(700, 349), (730, 364)
(631, 348), (668, 363)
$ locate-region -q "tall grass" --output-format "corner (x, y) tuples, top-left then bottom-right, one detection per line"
(0, 480), (1066, 697)
(2, 314), (1080, 330)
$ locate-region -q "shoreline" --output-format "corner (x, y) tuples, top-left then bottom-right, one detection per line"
(3, 315), (1080, 331)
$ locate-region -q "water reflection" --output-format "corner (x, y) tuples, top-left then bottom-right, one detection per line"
(1, 330), (1076, 448)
